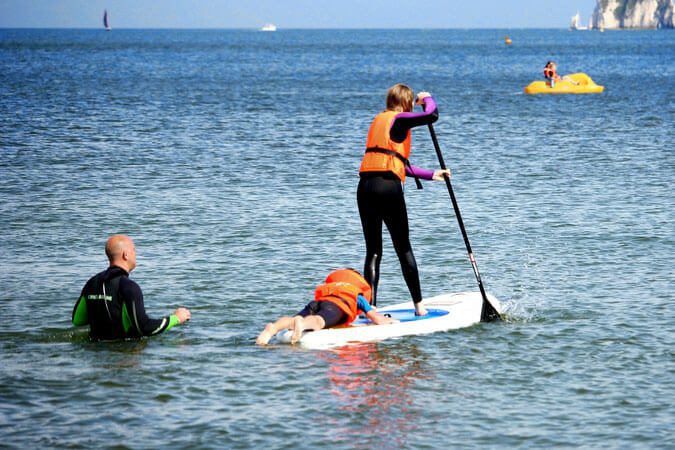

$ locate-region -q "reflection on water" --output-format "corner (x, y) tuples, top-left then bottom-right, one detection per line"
(67, 337), (151, 371)
(87, 340), (150, 369)
(319, 342), (431, 448)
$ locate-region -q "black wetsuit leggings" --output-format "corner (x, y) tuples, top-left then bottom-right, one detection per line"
(357, 174), (422, 306)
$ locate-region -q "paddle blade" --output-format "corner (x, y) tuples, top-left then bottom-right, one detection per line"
(480, 298), (502, 322)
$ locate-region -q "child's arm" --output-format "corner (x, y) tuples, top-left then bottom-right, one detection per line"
(355, 294), (398, 325)
(365, 309), (399, 325)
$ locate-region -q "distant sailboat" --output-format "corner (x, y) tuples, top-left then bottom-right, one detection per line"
(103, 9), (111, 31)
(569, 12), (587, 30)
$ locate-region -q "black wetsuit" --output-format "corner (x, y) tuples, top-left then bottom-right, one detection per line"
(357, 100), (439, 306)
(72, 266), (177, 341)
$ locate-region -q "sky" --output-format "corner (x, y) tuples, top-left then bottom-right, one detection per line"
(0, 0), (599, 29)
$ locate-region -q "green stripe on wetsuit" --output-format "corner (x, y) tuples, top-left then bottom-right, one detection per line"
(72, 296), (88, 326)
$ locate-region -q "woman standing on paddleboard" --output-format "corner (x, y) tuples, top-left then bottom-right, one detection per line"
(358, 84), (449, 316)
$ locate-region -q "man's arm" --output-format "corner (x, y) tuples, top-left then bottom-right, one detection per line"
(120, 278), (185, 336)
(72, 294), (89, 326)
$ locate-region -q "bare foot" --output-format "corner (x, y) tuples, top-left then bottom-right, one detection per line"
(414, 303), (428, 316)
(291, 316), (304, 344)
(256, 323), (276, 345)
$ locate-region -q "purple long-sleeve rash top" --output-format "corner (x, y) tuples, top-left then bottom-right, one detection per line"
(388, 96), (439, 180)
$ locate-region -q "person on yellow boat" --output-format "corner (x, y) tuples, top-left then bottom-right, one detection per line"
(544, 61), (578, 87)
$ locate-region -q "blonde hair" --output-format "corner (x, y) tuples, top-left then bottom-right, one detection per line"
(386, 83), (414, 113)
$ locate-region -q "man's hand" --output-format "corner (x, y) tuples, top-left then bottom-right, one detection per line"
(175, 307), (191, 323)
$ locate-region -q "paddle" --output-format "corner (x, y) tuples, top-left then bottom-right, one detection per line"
(425, 123), (502, 322)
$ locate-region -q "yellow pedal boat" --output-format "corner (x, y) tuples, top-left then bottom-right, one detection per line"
(524, 73), (604, 95)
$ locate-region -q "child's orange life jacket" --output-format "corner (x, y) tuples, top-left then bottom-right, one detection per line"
(314, 269), (372, 325)
(544, 67), (559, 80)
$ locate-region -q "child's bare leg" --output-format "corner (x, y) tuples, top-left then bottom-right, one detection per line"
(562, 75), (579, 85)
(291, 315), (326, 344)
(256, 316), (295, 345)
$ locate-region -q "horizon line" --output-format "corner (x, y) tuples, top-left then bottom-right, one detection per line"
(0, 26), (617, 31)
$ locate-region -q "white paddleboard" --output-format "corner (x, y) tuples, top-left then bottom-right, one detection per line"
(275, 291), (502, 349)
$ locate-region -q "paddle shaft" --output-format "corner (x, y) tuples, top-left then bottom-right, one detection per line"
(426, 123), (501, 321)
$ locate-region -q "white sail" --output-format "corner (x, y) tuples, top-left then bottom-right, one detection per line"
(103, 9), (111, 31)
(569, 11), (587, 30)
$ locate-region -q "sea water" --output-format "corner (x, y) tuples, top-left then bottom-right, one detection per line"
(0, 29), (673, 449)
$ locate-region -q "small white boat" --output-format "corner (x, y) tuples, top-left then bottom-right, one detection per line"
(260, 23), (277, 32)
(275, 291), (503, 349)
(103, 9), (111, 31)
(569, 12), (587, 30)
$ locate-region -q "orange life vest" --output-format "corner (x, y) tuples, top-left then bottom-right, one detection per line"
(314, 269), (372, 325)
(544, 67), (560, 81)
(359, 111), (411, 182)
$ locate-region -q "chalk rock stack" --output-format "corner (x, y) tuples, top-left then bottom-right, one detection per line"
(592, 0), (674, 28)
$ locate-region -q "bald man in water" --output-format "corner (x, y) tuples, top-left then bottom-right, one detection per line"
(72, 234), (191, 341)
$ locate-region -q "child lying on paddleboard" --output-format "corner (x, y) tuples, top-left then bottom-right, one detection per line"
(256, 269), (398, 345)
